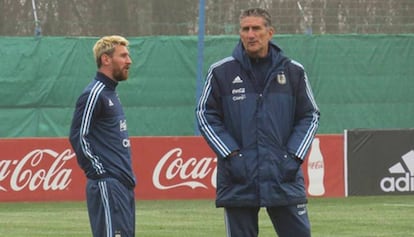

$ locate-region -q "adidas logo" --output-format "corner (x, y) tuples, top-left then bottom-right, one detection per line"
(108, 99), (114, 106)
(380, 150), (414, 192)
(232, 76), (243, 84)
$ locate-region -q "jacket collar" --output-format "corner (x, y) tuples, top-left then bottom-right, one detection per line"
(232, 40), (287, 72)
(95, 72), (118, 90)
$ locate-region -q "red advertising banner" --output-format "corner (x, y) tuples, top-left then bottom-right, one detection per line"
(302, 135), (345, 197)
(134, 137), (217, 200)
(0, 138), (86, 202)
(0, 135), (344, 202)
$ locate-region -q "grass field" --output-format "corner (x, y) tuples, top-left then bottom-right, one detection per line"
(0, 195), (413, 237)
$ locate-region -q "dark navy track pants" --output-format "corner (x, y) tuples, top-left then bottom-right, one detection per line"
(224, 204), (311, 237)
(86, 178), (135, 237)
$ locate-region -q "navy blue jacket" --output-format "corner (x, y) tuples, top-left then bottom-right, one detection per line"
(69, 72), (136, 188)
(196, 41), (320, 207)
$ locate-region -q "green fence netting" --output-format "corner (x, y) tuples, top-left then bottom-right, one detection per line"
(0, 35), (413, 137)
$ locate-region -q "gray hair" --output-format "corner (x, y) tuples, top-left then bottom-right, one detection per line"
(239, 8), (272, 27)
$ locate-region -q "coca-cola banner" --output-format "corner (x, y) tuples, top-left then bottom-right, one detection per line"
(302, 135), (345, 197)
(134, 137), (217, 199)
(0, 135), (344, 202)
(0, 138), (86, 202)
(346, 129), (414, 196)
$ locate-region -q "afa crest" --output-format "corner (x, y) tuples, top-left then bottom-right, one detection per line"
(277, 72), (286, 85)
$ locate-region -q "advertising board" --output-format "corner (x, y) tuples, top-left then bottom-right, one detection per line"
(0, 135), (344, 202)
(346, 129), (414, 196)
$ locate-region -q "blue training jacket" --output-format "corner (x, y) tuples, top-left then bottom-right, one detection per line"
(196, 41), (320, 207)
(69, 72), (136, 188)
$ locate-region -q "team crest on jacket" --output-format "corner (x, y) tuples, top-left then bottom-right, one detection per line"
(277, 72), (286, 85)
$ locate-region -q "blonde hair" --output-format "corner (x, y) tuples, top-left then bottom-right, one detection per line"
(93, 35), (129, 68)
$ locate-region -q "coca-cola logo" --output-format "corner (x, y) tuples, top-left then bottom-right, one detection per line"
(153, 148), (217, 190)
(0, 149), (75, 192)
(308, 160), (324, 169)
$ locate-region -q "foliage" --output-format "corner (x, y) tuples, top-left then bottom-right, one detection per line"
(1, 0), (413, 36)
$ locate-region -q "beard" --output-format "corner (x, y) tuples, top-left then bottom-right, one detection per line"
(112, 67), (128, 81)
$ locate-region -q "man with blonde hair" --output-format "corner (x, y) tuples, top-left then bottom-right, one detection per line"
(70, 35), (136, 237)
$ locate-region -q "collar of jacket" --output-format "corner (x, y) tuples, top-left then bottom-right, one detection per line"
(95, 71), (118, 90)
(232, 40), (287, 73)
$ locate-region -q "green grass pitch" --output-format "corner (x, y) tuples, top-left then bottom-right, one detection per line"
(0, 195), (413, 236)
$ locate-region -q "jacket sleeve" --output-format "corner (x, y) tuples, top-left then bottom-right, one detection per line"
(69, 86), (106, 175)
(196, 67), (240, 158)
(286, 62), (320, 160)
